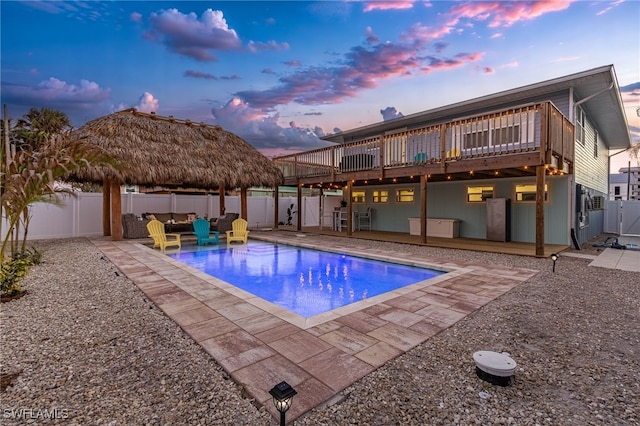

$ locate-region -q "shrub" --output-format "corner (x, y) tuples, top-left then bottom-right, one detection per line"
(1, 248), (41, 297)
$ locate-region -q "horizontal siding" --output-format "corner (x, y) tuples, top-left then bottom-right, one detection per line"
(574, 107), (609, 193)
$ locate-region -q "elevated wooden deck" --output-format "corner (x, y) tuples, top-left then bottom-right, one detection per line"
(274, 101), (574, 187)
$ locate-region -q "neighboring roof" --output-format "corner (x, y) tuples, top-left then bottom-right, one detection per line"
(617, 166), (640, 173)
(323, 65), (631, 150)
(610, 174), (629, 184)
(70, 109), (284, 189)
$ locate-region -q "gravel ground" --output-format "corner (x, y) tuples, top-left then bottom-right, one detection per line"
(1, 235), (638, 425)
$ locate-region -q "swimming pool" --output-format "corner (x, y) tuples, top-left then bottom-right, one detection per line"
(169, 241), (443, 318)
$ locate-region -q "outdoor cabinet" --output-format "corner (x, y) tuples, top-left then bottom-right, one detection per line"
(409, 218), (460, 238)
(486, 198), (511, 242)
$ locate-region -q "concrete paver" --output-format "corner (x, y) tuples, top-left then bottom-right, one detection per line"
(92, 236), (539, 423)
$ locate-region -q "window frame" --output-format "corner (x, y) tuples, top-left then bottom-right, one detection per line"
(514, 183), (549, 203)
(351, 190), (366, 204)
(372, 190), (389, 204)
(466, 185), (494, 203)
(395, 188), (415, 203)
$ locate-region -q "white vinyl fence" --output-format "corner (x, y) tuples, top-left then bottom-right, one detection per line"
(2, 192), (343, 241)
(604, 200), (640, 236)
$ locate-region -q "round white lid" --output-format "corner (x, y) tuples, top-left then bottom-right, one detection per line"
(473, 351), (517, 375)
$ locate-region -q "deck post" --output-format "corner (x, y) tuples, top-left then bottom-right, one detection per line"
(346, 181), (353, 236)
(420, 175), (427, 244)
(102, 178), (111, 236)
(440, 124), (447, 173)
(273, 186), (279, 229)
(318, 187), (324, 230)
(241, 187), (248, 221)
(535, 165), (545, 256)
(110, 180), (123, 241)
(219, 185), (226, 216)
(297, 184), (302, 231)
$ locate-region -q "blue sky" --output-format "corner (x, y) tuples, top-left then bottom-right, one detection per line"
(1, 0), (639, 167)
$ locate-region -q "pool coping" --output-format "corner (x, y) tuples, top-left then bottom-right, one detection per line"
(167, 237), (461, 330)
(92, 234), (539, 422)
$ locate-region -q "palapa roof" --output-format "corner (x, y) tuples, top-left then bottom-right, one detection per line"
(71, 108), (284, 189)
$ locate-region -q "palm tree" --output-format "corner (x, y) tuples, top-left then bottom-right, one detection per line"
(1, 130), (116, 258)
(13, 107), (72, 151)
(1, 107), (117, 259)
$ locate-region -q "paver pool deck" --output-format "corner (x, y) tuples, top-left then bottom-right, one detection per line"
(92, 232), (538, 422)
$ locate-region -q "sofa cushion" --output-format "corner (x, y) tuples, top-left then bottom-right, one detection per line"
(173, 213), (189, 222)
(153, 213), (173, 223)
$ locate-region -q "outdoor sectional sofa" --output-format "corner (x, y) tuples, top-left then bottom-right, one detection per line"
(121, 212), (241, 239)
(121, 212), (196, 239)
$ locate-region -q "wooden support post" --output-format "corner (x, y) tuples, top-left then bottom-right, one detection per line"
(535, 165), (545, 256)
(296, 184), (302, 231)
(319, 187), (324, 230)
(440, 124), (447, 173)
(346, 181), (353, 236)
(110, 180), (123, 241)
(102, 178), (111, 236)
(240, 187), (248, 220)
(420, 175), (427, 244)
(219, 186), (225, 215)
(273, 186), (279, 229)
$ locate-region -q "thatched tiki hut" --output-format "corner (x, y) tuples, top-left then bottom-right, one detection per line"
(71, 109), (284, 240)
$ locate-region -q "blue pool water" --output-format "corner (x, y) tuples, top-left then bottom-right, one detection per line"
(169, 241), (442, 318)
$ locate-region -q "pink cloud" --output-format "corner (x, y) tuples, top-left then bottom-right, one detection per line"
(144, 8), (241, 62)
(365, 26), (379, 44)
(363, 1), (417, 12)
(135, 92), (159, 113)
(0, 77), (112, 125)
(142, 8), (290, 61)
(3, 77), (110, 105)
(448, 1), (575, 29)
(130, 12), (142, 23)
(235, 32), (483, 109)
(210, 97), (329, 150)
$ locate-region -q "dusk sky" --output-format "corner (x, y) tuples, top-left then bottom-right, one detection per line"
(1, 1), (639, 169)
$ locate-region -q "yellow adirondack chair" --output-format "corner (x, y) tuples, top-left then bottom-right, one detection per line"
(226, 218), (249, 244)
(146, 219), (181, 251)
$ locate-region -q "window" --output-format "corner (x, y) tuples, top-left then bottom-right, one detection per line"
(614, 186), (620, 196)
(351, 190), (366, 203)
(467, 186), (494, 202)
(373, 190), (389, 203)
(576, 108), (586, 145)
(515, 183), (548, 202)
(395, 189), (414, 203)
(463, 126), (521, 149)
(593, 132), (598, 158)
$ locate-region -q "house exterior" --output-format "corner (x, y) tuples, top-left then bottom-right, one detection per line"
(273, 65), (631, 256)
(610, 167), (640, 200)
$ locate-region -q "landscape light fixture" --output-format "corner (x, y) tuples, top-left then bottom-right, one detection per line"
(269, 381), (297, 426)
(550, 253), (559, 272)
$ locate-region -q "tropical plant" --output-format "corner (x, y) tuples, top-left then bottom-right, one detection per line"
(286, 203), (297, 226)
(12, 107), (72, 151)
(0, 247), (41, 297)
(1, 131), (115, 259)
